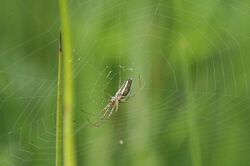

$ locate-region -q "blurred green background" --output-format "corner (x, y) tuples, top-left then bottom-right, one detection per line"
(1, 0), (250, 166)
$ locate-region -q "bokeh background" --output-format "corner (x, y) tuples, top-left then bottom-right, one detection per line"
(1, 0), (250, 166)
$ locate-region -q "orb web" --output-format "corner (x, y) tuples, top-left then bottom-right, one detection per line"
(1, 0), (250, 166)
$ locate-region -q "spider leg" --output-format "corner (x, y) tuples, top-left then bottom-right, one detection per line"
(81, 109), (101, 118)
(94, 106), (115, 127)
(88, 102), (115, 127)
(107, 101), (118, 119)
(99, 104), (111, 120)
(101, 103), (111, 113)
(114, 100), (119, 112)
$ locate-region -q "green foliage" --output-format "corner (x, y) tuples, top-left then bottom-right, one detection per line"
(1, 0), (250, 166)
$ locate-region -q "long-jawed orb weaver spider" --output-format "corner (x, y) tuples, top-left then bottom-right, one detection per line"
(88, 78), (133, 127)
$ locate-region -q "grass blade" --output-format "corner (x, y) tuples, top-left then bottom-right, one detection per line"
(56, 32), (63, 166)
(58, 0), (77, 165)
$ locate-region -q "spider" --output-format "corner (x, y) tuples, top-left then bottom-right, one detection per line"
(88, 78), (133, 127)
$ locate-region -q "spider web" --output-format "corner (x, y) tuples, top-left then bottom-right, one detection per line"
(1, 0), (250, 166)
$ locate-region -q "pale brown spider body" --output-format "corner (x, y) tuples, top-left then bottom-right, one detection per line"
(88, 79), (133, 127)
(111, 78), (132, 102)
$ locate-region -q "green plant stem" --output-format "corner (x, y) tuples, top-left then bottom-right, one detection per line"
(58, 0), (77, 165)
(56, 33), (63, 166)
(182, 60), (202, 166)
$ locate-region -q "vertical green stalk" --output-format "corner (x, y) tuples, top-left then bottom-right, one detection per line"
(56, 33), (63, 166)
(172, 0), (202, 164)
(182, 57), (202, 166)
(59, 0), (77, 165)
(186, 89), (202, 166)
